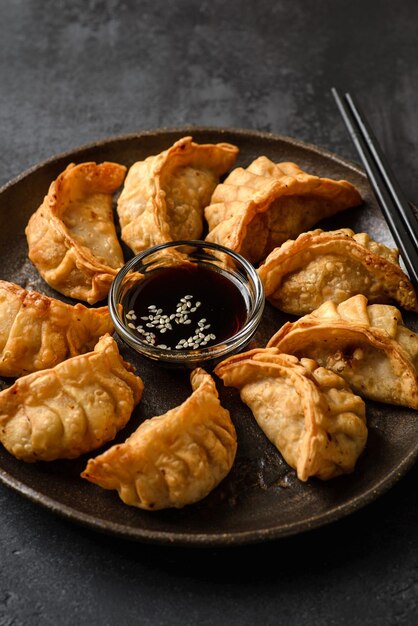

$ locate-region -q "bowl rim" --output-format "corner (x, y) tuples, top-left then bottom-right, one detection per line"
(108, 239), (265, 363)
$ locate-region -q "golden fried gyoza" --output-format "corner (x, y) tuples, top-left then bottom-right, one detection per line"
(205, 157), (362, 263)
(215, 348), (367, 481)
(258, 228), (418, 315)
(116, 136), (239, 254)
(0, 280), (114, 376)
(26, 161), (126, 304)
(82, 368), (237, 510)
(268, 295), (418, 408)
(0, 335), (143, 462)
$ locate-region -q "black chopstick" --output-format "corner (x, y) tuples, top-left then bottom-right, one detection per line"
(331, 87), (418, 292)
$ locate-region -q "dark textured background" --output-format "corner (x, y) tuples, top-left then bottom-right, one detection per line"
(1, 1), (418, 624)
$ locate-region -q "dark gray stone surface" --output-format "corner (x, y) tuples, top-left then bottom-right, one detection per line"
(1, 1), (418, 624)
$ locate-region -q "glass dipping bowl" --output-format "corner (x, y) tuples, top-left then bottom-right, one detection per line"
(109, 240), (265, 368)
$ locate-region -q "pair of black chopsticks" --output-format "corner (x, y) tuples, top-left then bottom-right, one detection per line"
(331, 87), (418, 292)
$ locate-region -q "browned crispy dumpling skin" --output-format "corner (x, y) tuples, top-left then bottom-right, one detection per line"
(258, 228), (418, 314)
(0, 335), (143, 462)
(215, 348), (367, 481)
(26, 161), (127, 304)
(205, 157), (362, 263)
(0, 280), (114, 376)
(82, 368), (237, 510)
(116, 136), (239, 254)
(268, 295), (418, 408)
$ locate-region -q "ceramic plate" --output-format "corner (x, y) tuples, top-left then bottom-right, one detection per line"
(1, 127), (417, 546)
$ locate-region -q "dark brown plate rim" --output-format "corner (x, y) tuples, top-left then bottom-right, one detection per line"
(1, 126), (417, 547)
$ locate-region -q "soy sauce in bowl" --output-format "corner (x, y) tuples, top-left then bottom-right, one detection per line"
(109, 240), (265, 368)
(123, 264), (248, 352)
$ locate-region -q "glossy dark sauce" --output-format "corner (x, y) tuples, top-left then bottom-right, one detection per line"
(123, 264), (248, 350)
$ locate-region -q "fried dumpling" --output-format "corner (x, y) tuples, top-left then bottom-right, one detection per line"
(268, 294), (418, 408)
(215, 348), (367, 481)
(0, 280), (114, 376)
(116, 136), (239, 254)
(258, 228), (418, 314)
(0, 335), (143, 462)
(205, 157), (362, 263)
(26, 161), (127, 304)
(82, 368), (237, 510)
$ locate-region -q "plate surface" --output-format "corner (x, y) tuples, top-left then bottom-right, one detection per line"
(0, 127), (417, 546)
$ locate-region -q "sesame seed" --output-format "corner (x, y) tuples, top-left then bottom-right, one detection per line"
(125, 293), (215, 351)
